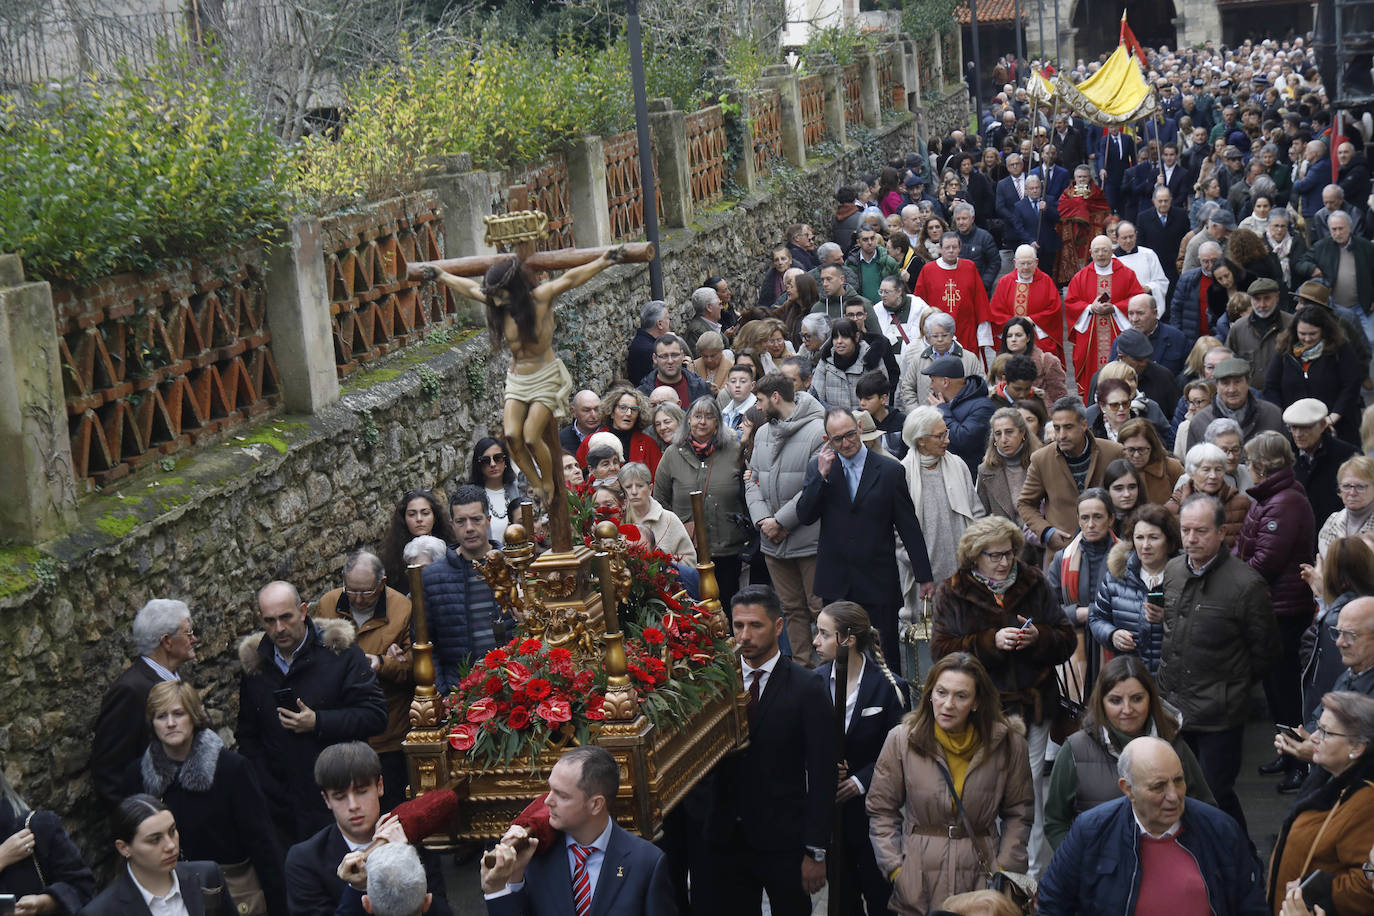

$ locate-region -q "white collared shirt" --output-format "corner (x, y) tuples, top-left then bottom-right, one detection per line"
(129, 864), (190, 916)
(483, 818), (615, 901)
(1133, 811), (1182, 839)
(741, 650), (782, 699)
(140, 656), (181, 683)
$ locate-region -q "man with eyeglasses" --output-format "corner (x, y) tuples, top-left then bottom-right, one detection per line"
(316, 549), (414, 812)
(636, 332), (711, 409)
(1285, 397), (1361, 530)
(1275, 598), (1374, 774)
(91, 598), (199, 805)
(1156, 494), (1280, 842)
(797, 408), (931, 665)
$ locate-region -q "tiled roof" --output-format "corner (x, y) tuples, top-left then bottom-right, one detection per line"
(954, 0), (1028, 25)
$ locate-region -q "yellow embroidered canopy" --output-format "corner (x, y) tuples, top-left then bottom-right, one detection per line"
(1053, 42), (1158, 126)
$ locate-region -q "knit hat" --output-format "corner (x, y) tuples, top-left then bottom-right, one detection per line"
(585, 431), (625, 461)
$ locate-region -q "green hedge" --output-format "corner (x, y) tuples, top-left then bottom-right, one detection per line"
(0, 50), (288, 285)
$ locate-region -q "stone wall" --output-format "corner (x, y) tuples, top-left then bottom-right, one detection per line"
(0, 111), (916, 858)
(918, 85), (973, 144)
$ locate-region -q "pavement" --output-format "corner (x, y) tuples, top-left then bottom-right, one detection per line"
(438, 689), (1293, 913)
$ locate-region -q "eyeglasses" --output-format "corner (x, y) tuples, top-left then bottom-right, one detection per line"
(1363, 860), (1374, 882)
(613, 403), (638, 414)
(1313, 724), (1354, 741)
(922, 430), (951, 441)
(1330, 626), (1373, 642)
(1104, 400), (1131, 411)
(1339, 482), (1372, 493)
(1122, 446), (1151, 458)
(981, 550), (1015, 563)
(344, 582), (382, 598)
(828, 430), (860, 446)
(478, 453), (508, 466)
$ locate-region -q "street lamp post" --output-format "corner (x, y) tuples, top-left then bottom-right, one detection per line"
(1013, 0), (1024, 71)
(969, 0), (983, 112)
(1052, 0), (1061, 67)
(625, 0), (664, 300)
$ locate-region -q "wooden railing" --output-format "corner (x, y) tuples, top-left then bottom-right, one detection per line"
(521, 155), (575, 251)
(603, 130), (663, 243)
(322, 193), (454, 378)
(685, 105), (728, 207)
(800, 74), (827, 148)
(842, 64), (863, 127)
(750, 90), (783, 174)
(55, 246), (280, 488)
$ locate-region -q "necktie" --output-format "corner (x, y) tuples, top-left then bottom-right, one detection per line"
(1016, 176), (1024, 198)
(747, 669), (762, 715)
(571, 844), (595, 916)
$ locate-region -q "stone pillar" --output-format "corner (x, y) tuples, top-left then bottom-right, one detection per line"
(422, 153), (494, 259)
(821, 66), (848, 148)
(858, 51), (882, 128)
(263, 218), (340, 414)
(0, 255), (78, 543)
(730, 91), (758, 194)
(647, 98), (692, 228)
(565, 135), (613, 248)
(1174, 7), (1219, 56)
(888, 42), (912, 112)
(756, 64), (806, 168)
(930, 33), (945, 93)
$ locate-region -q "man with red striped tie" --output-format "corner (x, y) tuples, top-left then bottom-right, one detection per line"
(481, 746), (675, 915)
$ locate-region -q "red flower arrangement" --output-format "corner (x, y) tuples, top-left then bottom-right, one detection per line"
(445, 484), (738, 767)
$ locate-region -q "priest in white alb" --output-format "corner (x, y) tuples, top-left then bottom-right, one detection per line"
(1113, 220), (1170, 320)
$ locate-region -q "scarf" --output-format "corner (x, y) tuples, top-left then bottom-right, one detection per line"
(923, 239), (942, 260)
(832, 346), (860, 371)
(903, 451), (977, 521)
(690, 438), (716, 460)
(1294, 340), (1324, 362)
(1214, 393), (1254, 428)
(141, 728), (224, 796)
(996, 442), (1025, 462)
(935, 723), (982, 800)
(1060, 531), (1117, 603)
(971, 562), (1019, 596)
(1268, 230), (1294, 283)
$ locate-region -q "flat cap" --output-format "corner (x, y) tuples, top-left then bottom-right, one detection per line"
(1209, 208), (1238, 229)
(1282, 398), (1329, 426)
(921, 355), (967, 378)
(1212, 357), (1251, 379)
(1116, 329), (1154, 359)
(1247, 277), (1280, 296)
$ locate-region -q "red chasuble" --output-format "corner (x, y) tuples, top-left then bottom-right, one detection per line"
(913, 257), (989, 351)
(989, 268), (1065, 358)
(1064, 258), (1146, 398)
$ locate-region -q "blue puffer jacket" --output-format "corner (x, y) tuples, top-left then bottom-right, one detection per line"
(420, 543), (511, 693)
(939, 375), (995, 474)
(1167, 266), (1224, 343)
(1038, 795), (1267, 916)
(1089, 541), (1168, 674)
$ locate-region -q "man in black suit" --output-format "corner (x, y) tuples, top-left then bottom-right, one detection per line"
(1030, 144), (1071, 203)
(628, 301), (671, 385)
(1136, 187), (1189, 288)
(1051, 114), (1086, 172)
(796, 409), (933, 667)
(90, 599), (199, 804)
(812, 602), (907, 916)
(558, 390), (602, 457)
(481, 745), (675, 915)
(287, 742), (452, 915)
(1099, 126), (1136, 214)
(704, 586), (836, 916)
(994, 153), (1028, 232)
(1156, 143), (1191, 206)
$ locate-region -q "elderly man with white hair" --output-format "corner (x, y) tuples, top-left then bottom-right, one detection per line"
(1113, 220), (1170, 319)
(1297, 209), (1374, 315)
(90, 598), (198, 803)
(896, 311), (982, 411)
(1169, 239), (1226, 343)
(1038, 736), (1266, 915)
(682, 285), (723, 356)
(1065, 235), (1147, 397)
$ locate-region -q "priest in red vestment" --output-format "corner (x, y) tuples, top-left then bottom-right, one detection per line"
(1065, 235), (1146, 397)
(989, 244), (1065, 358)
(913, 232), (990, 358)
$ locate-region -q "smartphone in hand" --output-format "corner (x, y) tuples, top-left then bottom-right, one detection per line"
(274, 687), (300, 709)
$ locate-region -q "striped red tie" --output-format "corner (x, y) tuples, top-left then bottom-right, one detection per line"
(571, 843), (595, 916)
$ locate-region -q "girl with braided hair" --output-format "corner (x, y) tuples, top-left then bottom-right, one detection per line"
(813, 601), (909, 914)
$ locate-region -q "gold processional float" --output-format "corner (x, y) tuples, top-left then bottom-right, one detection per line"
(397, 204), (750, 843)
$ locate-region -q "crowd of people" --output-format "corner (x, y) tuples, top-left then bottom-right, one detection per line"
(12, 31), (1374, 916)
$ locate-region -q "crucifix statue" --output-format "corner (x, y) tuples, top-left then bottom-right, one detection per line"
(409, 205), (653, 553)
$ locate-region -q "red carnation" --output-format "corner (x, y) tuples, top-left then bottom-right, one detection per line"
(536, 697), (572, 724)
(518, 638), (543, 655)
(572, 670), (595, 693)
(448, 724), (477, 751)
(466, 699), (497, 723)
(483, 676), (503, 696)
(642, 627), (666, 646)
(548, 648), (571, 665)
(507, 706), (531, 729)
(484, 649), (508, 669)
(525, 678), (553, 701)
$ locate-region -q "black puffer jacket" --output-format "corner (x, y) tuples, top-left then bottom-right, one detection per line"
(1233, 466), (1316, 618)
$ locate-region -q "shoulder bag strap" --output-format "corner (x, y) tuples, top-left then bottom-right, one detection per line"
(23, 811), (44, 886)
(937, 760), (998, 879)
(1297, 794), (1345, 878)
